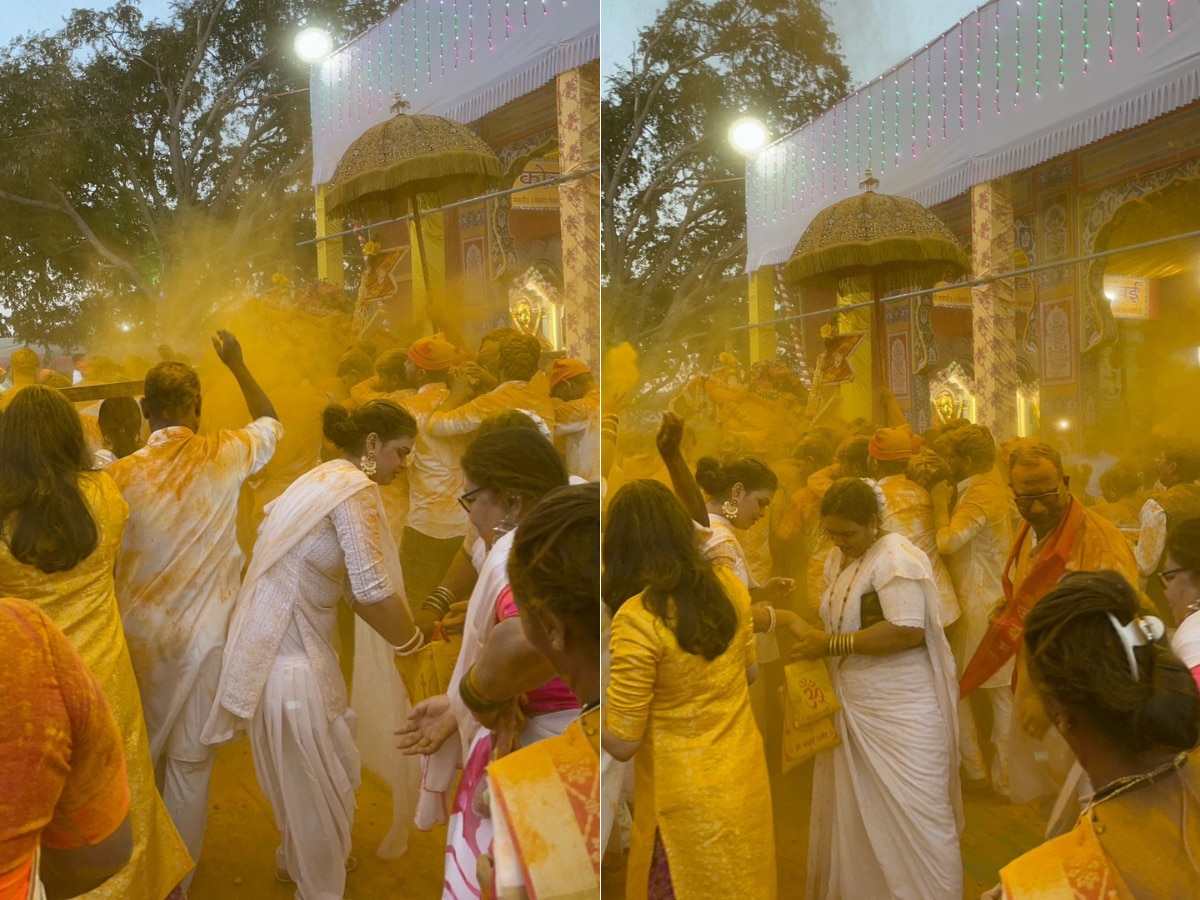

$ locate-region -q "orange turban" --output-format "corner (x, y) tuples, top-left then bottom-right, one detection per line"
(550, 358), (590, 389)
(408, 333), (459, 371)
(869, 425), (917, 461)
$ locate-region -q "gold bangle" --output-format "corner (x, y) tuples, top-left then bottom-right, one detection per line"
(848, 633), (856, 655)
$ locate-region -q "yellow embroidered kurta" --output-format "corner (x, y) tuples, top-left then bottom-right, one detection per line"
(0, 472), (193, 899)
(606, 567), (775, 900)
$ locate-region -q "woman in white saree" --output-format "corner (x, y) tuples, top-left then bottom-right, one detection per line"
(201, 400), (423, 900)
(788, 477), (963, 900)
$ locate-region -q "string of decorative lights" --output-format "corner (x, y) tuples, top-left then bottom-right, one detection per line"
(1058, 0), (1066, 85)
(1015, 0), (1022, 105)
(942, 34), (949, 137)
(911, 56), (919, 156)
(959, 21), (966, 128)
(976, 9), (983, 123)
(893, 68), (901, 166)
(994, 3), (1001, 113)
(1036, 0), (1044, 94)
(1136, 0), (1142, 52)
(1082, 0), (1090, 75)
(1167, 0), (1174, 34)
(1107, 0), (1114, 63)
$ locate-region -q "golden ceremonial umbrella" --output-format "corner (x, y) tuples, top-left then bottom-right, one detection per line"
(324, 110), (503, 294)
(783, 173), (968, 421)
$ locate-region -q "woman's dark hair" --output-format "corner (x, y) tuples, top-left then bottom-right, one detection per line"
(820, 477), (882, 526)
(460, 428), (567, 504)
(603, 480), (738, 660)
(1165, 517), (1200, 576)
(98, 396), (143, 460)
(322, 400), (417, 455)
(1025, 570), (1200, 755)
(694, 456), (778, 500)
(0, 386), (98, 572)
(509, 483), (601, 644)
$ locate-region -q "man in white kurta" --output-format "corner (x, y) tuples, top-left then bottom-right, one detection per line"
(398, 334), (471, 611)
(108, 332), (281, 883)
(933, 426), (1016, 794)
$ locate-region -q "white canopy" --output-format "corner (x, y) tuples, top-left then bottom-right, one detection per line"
(310, 0), (599, 186)
(746, 0), (1200, 272)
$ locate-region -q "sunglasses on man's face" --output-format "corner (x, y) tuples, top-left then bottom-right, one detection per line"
(1011, 487), (1062, 507)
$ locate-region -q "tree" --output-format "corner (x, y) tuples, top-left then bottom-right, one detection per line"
(601, 0), (848, 352)
(0, 0), (390, 347)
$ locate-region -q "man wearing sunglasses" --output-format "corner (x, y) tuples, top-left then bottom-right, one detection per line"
(960, 441), (1137, 812)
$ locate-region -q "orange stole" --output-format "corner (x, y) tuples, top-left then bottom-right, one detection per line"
(960, 497), (1084, 698)
(487, 710), (600, 900)
(1000, 815), (1133, 899)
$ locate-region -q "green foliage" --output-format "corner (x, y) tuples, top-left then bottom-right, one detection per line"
(0, 0), (390, 347)
(602, 0), (848, 350)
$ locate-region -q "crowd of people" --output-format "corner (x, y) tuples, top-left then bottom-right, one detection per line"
(1, 325), (602, 900)
(600, 357), (1200, 899)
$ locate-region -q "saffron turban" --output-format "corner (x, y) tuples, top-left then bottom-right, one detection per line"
(550, 358), (590, 389)
(869, 425), (919, 461)
(408, 333), (459, 371)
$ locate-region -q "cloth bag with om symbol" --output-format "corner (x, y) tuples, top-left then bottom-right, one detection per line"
(780, 658), (842, 773)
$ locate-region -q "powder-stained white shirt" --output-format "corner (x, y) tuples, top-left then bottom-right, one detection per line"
(400, 383), (469, 539)
(109, 417), (282, 761)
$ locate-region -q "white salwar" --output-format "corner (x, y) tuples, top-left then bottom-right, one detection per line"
(203, 459), (410, 900)
(808, 532), (963, 900)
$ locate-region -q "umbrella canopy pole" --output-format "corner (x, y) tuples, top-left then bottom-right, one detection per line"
(871, 274), (887, 424)
(409, 196), (434, 300)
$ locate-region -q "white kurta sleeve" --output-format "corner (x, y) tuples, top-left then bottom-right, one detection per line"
(331, 488), (395, 605)
(877, 576), (928, 629)
(1135, 499), (1167, 577)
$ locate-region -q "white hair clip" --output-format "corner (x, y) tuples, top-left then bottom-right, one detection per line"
(861, 478), (890, 520)
(1105, 613), (1165, 680)
(514, 408), (554, 442)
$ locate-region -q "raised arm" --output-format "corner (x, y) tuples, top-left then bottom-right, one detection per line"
(212, 330), (278, 422)
(657, 412), (709, 527)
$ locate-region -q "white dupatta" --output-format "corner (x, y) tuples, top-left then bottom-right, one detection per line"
(414, 528), (516, 829)
(202, 459), (406, 744)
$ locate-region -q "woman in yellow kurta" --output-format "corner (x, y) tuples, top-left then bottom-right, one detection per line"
(0, 386), (192, 900)
(602, 479), (775, 900)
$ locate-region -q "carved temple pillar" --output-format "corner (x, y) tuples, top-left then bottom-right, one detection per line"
(970, 178), (1018, 441)
(556, 62), (600, 370)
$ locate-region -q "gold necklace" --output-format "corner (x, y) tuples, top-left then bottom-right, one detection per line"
(1085, 752), (1188, 813)
(831, 556), (866, 636)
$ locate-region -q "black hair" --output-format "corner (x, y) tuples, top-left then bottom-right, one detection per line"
(0, 386), (98, 573)
(1165, 517), (1200, 576)
(602, 479), (738, 660)
(143, 361), (201, 419)
(694, 456), (778, 500)
(322, 400), (417, 455)
(460, 428), (568, 505)
(1025, 570), (1200, 756)
(820, 477), (881, 526)
(509, 483), (601, 644)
